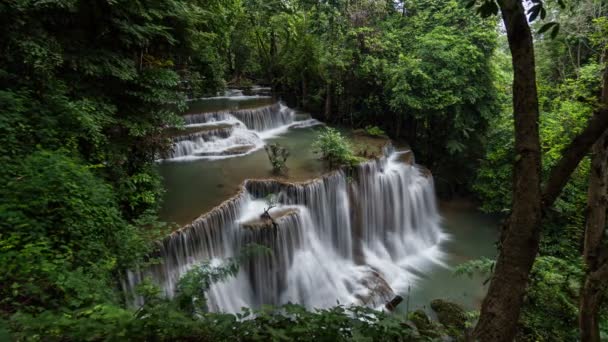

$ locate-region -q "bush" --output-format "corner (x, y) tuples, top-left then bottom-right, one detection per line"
(364, 125), (387, 137)
(264, 143), (290, 174)
(8, 254), (425, 341)
(312, 128), (362, 168)
(0, 150), (149, 315)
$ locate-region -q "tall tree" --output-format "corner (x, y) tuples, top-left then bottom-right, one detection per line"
(472, 1), (543, 339)
(579, 36), (608, 342)
(471, 0), (608, 340)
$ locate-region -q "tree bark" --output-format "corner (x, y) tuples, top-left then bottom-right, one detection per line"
(579, 131), (608, 342)
(579, 50), (608, 342)
(581, 263), (608, 341)
(473, 1), (543, 340)
(324, 82), (332, 121)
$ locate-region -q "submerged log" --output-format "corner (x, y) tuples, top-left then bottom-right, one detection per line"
(385, 295), (403, 312)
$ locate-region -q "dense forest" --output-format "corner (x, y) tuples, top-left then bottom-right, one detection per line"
(1, 0), (608, 341)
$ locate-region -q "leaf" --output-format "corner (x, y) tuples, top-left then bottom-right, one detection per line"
(538, 22), (558, 34)
(550, 23), (561, 39)
(528, 4), (542, 22)
(476, 0), (499, 18)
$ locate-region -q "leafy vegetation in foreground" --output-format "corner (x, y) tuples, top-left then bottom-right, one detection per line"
(7, 258), (463, 341)
(2, 0), (608, 340)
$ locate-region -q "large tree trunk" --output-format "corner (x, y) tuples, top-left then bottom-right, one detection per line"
(580, 131), (608, 342)
(473, 1), (543, 340)
(324, 82), (332, 121)
(580, 50), (608, 342)
(581, 264), (608, 341)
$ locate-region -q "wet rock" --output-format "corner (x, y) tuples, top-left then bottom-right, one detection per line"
(240, 208), (299, 230)
(409, 309), (443, 339)
(355, 270), (395, 307)
(410, 310), (432, 331)
(195, 144), (256, 157)
(165, 122), (235, 139)
(430, 299), (467, 337)
(399, 151), (414, 165)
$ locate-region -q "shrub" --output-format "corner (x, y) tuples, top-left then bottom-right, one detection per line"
(312, 128), (362, 168)
(264, 143), (289, 174)
(364, 125), (387, 137)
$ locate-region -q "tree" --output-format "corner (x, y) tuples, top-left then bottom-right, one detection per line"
(469, 0), (608, 340)
(579, 20), (608, 341)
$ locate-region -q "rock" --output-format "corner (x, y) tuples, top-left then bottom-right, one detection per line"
(240, 208), (299, 230)
(165, 122), (235, 139)
(355, 270), (395, 307)
(195, 144), (256, 157)
(430, 299), (467, 337)
(410, 310), (432, 331)
(410, 309), (442, 339)
(398, 151), (414, 165)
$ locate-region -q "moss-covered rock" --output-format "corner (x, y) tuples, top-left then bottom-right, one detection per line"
(430, 299), (467, 337)
(409, 309), (443, 339)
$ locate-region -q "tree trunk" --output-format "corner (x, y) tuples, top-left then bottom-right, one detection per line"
(473, 1), (543, 341)
(395, 114), (403, 138)
(580, 131), (608, 342)
(301, 73), (308, 109)
(580, 50), (608, 342)
(324, 82), (332, 121)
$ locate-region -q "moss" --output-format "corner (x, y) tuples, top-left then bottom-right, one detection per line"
(409, 309), (443, 339)
(430, 299), (467, 337)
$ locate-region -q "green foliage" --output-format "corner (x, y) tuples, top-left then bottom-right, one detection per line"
(10, 302), (426, 341)
(475, 43), (601, 215)
(313, 127), (362, 168)
(264, 143), (290, 174)
(0, 0), (226, 321)
(518, 257), (584, 341)
(9, 252), (424, 341)
(453, 257), (494, 279)
(364, 125), (387, 137)
(0, 151), (149, 314)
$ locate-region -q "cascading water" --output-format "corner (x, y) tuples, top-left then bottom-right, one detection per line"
(125, 148), (446, 312)
(166, 103), (306, 161)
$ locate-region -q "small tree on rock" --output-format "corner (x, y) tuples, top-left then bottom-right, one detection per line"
(265, 143), (290, 174)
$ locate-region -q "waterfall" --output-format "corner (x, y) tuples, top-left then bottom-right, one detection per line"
(165, 103), (296, 161)
(231, 104), (293, 132)
(125, 148), (445, 312)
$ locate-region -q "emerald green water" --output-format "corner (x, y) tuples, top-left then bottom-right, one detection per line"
(406, 203), (499, 312)
(158, 126), (325, 225)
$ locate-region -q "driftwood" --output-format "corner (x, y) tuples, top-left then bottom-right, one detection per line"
(260, 205), (279, 229)
(385, 295), (403, 312)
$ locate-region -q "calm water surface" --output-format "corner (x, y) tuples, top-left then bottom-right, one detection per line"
(406, 203), (499, 312)
(158, 126), (325, 225)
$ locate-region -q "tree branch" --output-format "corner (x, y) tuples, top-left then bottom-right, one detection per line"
(542, 50), (608, 209)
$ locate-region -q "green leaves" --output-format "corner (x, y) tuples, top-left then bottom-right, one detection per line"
(312, 127), (362, 168)
(538, 22), (560, 39)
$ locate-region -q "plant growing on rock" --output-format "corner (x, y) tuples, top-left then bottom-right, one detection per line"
(364, 125), (387, 138)
(312, 127), (362, 168)
(264, 143), (290, 174)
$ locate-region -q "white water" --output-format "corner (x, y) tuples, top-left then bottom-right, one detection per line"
(165, 103), (320, 161)
(125, 149), (446, 312)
